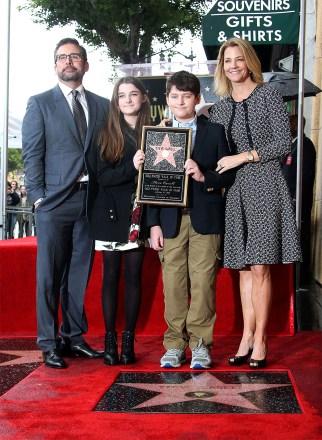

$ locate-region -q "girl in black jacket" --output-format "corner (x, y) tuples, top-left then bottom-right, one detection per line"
(89, 77), (150, 365)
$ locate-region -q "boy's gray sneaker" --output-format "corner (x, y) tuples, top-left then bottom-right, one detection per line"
(160, 348), (186, 368)
(190, 339), (211, 369)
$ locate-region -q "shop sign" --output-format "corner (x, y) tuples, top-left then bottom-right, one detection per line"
(202, 0), (300, 45)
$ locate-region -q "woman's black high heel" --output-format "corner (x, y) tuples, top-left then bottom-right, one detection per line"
(249, 354), (267, 369)
(228, 348), (253, 366)
(249, 346), (268, 369)
(249, 357), (267, 369)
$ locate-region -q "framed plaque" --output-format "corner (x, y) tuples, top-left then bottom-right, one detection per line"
(137, 126), (192, 206)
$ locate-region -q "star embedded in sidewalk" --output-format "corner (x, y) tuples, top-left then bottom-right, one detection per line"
(150, 134), (182, 167)
(118, 372), (290, 411)
(95, 371), (302, 414)
(0, 350), (42, 366)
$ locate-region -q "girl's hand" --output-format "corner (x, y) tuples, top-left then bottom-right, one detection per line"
(133, 150), (145, 170)
(158, 118), (172, 127)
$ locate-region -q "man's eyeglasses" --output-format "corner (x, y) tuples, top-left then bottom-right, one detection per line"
(55, 53), (83, 63)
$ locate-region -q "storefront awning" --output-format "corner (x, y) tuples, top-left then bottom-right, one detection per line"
(202, 0), (300, 46)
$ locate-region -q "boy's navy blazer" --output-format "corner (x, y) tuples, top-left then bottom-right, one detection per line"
(146, 116), (235, 237)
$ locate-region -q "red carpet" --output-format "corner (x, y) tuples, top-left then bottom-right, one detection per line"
(0, 333), (321, 440)
(1, 238), (320, 439)
(0, 237), (295, 337)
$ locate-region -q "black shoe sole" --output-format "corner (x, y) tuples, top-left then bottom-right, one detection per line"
(44, 362), (67, 369)
(120, 358), (136, 365)
(103, 357), (120, 365)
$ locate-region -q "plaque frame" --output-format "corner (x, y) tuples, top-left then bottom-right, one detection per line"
(137, 126), (192, 206)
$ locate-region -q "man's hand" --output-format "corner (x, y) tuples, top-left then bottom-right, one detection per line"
(150, 225), (164, 251)
(34, 197), (43, 210)
(184, 159), (205, 182)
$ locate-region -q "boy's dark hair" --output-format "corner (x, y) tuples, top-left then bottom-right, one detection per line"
(54, 38), (87, 62)
(166, 70), (200, 97)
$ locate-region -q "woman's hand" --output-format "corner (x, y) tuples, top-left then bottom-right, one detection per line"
(184, 159), (205, 182)
(216, 152), (248, 173)
(133, 150), (145, 170)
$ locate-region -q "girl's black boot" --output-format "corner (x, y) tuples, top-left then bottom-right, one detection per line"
(120, 331), (136, 364)
(104, 331), (119, 365)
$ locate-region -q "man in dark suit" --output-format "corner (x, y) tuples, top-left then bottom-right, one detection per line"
(22, 38), (110, 368)
(282, 115), (316, 284)
(147, 71), (235, 369)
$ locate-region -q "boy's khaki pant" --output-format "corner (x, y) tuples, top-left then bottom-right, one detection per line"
(158, 214), (221, 351)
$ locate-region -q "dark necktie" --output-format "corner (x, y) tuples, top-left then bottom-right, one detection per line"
(71, 89), (87, 147)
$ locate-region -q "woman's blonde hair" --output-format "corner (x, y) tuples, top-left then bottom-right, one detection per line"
(99, 76), (151, 163)
(214, 37), (265, 97)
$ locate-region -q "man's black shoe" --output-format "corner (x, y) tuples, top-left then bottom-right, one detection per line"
(70, 341), (104, 358)
(58, 341), (74, 357)
(43, 349), (67, 369)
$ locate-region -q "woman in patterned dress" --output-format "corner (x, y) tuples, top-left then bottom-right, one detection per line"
(209, 38), (301, 368)
(89, 77), (150, 365)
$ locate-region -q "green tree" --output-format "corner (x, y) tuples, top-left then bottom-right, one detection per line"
(20, 0), (210, 63)
(8, 149), (23, 173)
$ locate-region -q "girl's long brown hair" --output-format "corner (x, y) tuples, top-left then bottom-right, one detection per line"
(99, 77), (151, 163)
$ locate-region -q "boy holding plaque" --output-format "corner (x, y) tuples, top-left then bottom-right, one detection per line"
(147, 71), (235, 369)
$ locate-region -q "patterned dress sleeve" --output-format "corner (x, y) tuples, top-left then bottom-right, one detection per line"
(209, 102), (224, 125)
(255, 87), (292, 162)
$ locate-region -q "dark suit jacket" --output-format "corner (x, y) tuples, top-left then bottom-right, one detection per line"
(22, 84), (110, 215)
(146, 117), (235, 237)
(88, 132), (141, 243)
(282, 135), (316, 209)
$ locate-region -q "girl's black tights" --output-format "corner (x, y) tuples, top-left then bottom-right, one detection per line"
(102, 248), (145, 333)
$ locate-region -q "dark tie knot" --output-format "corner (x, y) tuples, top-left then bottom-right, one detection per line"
(72, 89), (79, 99)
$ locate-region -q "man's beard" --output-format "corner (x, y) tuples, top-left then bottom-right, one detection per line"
(58, 68), (82, 82)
